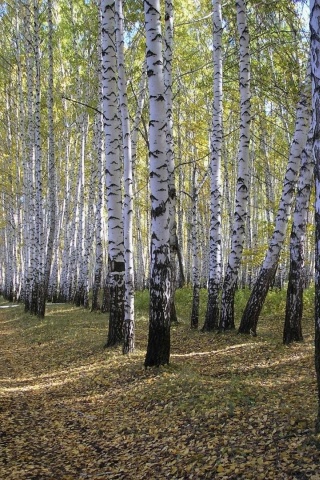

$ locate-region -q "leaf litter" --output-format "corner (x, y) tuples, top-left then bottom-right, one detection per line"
(0, 295), (320, 479)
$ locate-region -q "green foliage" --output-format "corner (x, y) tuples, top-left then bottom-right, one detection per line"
(136, 285), (314, 333)
(262, 287), (288, 318)
(134, 290), (149, 320)
(0, 0), (314, 324)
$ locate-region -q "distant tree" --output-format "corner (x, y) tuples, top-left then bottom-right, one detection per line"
(190, 165), (201, 329)
(131, 65), (147, 292)
(91, 114), (104, 312)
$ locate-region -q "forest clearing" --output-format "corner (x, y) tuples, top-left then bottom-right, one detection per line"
(1, 289), (320, 480)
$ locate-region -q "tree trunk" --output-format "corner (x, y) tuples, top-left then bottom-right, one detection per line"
(131, 65), (147, 291)
(283, 127), (313, 344)
(219, 0), (251, 330)
(190, 166), (200, 329)
(203, 0), (223, 332)
(164, 0), (178, 325)
(38, 0), (56, 318)
(101, 0), (125, 347)
(91, 16), (104, 312)
(144, 0), (171, 367)
(238, 68), (310, 335)
(176, 111), (185, 289)
(116, 0), (135, 354)
(91, 114), (103, 312)
(72, 117), (86, 307)
(310, 0), (320, 433)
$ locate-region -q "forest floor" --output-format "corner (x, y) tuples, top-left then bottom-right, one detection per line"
(0, 288), (320, 480)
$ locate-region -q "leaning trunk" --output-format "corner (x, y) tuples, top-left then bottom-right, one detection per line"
(283, 127), (313, 344)
(238, 67), (310, 335)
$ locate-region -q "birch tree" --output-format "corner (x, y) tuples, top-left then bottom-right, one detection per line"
(311, 0), (320, 433)
(91, 115), (104, 312)
(38, 0), (56, 317)
(131, 65), (147, 291)
(203, 0), (223, 332)
(20, 0), (45, 317)
(238, 69), (310, 336)
(283, 127), (313, 345)
(22, 0), (35, 313)
(101, 0), (125, 347)
(164, 0), (179, 324)
(219, 0), (251, 331)
(72, 117), (86, 306)
(144, 0), (171, 367)
(190, 165), (200, 329)
(32, 0), (45, 316)
(115, 0), (135, 353)
(92, 10), (104, 312)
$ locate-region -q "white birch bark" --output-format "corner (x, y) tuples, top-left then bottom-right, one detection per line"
(91, 11), (104, 312)
(2, 87), (17, 301)
(38, 0), (56, 317)
(101, 0), (125, 347)
(14, 7), (27, 302)
(238, 68), (310, 335)
(164, 0), (178, 323)
(22, 1), (35, 312)
(33, 0), (45, 317)
(203, 0), (223, 331)
(311, 0), (320, 433)
(67, 156), (80, 303)
(132, 65), (147, 291)
(58, 134), (73, 302)
(91, 114), (104, 311)
(176, 109), (184, 288)
(81, 147), (96, 309)
(73, 119), (86, 305)
(115, 0), (135, 353)
(220, 0), (251, 330)
(190, 167), (200, 329)
(186, 194), (192, 285)
(3, 183), (16, 301)
(283, 126), (313, 344)
(144, 0), (171, 367)
(74, 115), (91, 308)
(21, 0), (43, 315)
